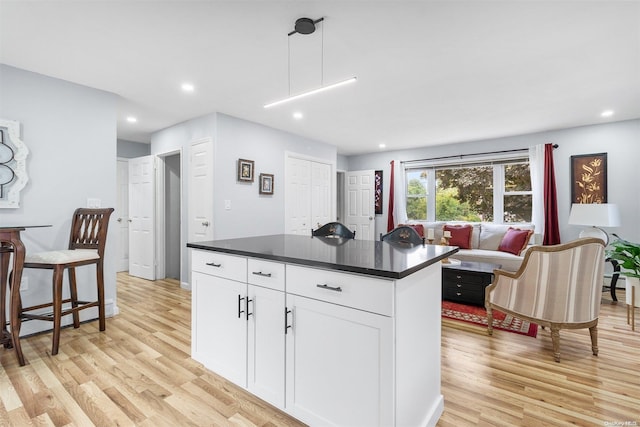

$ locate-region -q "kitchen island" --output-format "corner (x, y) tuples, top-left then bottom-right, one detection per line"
(187, 234), (458, 427)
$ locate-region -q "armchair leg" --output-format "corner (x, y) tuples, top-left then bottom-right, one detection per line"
(486, 305), (494, 336)
(589, 324), (599, 356)
(550, 325), (561, 362)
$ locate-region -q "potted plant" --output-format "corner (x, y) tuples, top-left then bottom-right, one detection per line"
(606, 234), (640, 313)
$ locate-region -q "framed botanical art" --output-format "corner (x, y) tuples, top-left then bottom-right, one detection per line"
(375, 170), (383, 214)
(259, 173), (274, 195)
(237, 158), (254, 182)
(570, 152), (607, 204)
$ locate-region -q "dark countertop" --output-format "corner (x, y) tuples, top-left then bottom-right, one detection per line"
(187, 234), (459, 279)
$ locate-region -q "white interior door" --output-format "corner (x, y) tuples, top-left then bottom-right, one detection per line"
(345, 170), (375, 240)
(311, 162), (331, 230)
(116, 159), (129, 272)
(129, 155), (156, 280)
(188, 138), (214, 243)
(285, 157), (311, 235)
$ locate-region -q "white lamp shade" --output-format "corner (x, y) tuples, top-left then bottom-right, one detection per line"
(568, 203), (621, 227)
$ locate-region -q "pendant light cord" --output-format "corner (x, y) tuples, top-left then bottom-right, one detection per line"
(321, 19), (324, 87)
(287, 35), (291, 97)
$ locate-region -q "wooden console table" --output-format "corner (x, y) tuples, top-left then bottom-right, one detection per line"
(1, 225), (50, 366)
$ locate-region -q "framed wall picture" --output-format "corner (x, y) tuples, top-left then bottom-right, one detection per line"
(571, 152), (607, 204)
(237, 158), (254, 182)
(259, 173), (274, 195)
(375, 170), (383, 214)
(0, 119), (29, 208)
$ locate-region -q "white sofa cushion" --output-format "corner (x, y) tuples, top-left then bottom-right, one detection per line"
(479, 222), (534, 250)
(450, 248), (524, 272)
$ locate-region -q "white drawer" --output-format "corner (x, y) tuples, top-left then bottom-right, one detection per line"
(192, 250), (247, 282)
(247, 258), (285, 291)
(286, 265), (393, 316)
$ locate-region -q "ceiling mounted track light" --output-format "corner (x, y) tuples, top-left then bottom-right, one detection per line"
(264, 17), (357, 108)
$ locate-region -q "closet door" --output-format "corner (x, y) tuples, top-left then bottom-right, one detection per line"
(285, 157), (311, 235)
(311, 162), (331, 230)
(285, 156), (334, 235)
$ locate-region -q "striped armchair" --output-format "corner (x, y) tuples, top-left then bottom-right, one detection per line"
(485, 238), (605, 362)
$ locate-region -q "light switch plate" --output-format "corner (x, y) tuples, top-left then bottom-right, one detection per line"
(87, 198), (101, 208)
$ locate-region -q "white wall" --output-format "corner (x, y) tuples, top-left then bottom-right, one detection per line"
(347, 119), (640, 244)
(151, 112), (337, 284)
(0, 64), (118, 335)
(117, 139), (150, 158)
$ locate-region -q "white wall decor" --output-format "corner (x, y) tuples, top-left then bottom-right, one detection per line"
(0, 118), (29, 208)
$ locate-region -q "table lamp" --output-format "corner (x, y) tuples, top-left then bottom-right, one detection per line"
(568, 203), (620, 245)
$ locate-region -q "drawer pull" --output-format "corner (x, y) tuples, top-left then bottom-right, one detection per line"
(456, 275), (462, 279)
(206, 262), (222, 268)
(246, 298), (253, 320)
(316, 284), (343, 292)
(285, 308), (293, 334)
(456, 292), (462, 296)
(252, 271), (272, 277)
(456, 284), (462, 288)
(238, 295), (245, 318)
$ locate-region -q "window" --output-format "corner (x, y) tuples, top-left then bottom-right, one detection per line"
(502, 163), (532, 223)
(405, 157), (532, 223)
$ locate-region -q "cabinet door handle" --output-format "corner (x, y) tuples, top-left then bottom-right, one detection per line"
(456, 292), (462, 296)
(252, 271), (272, 277)
(284, 308), (293, 334)
(246, 298), (253, 320)
(316, 284), (343, 292)
(238, 295), (245, 318)
(456, 275), (462, 279)
(456, 284), (462, 288)
(206, 262), (222, 268)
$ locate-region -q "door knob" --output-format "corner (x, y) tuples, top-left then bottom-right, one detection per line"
(128, 219), (132, 223)
(369, 216), (373, 220)
(202, 221), (210, 227)
(117, 218), (122, 222)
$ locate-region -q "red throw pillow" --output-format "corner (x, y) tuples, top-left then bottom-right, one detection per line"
(399, 223), (425, 238)
(498, 228), (534, 255)
(443, 224), (473, 249)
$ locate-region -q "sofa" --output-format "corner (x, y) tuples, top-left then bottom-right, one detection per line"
(402, 221), (537, 272)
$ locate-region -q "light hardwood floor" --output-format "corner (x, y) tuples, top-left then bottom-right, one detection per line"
(1, 273), (639, 426)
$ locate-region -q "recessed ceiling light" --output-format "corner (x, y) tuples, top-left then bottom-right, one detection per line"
(379, 143), (386, 149)
(181, 83), (195, 92)
(601, 110), (614, 117)
(293, 112), (303, 120)
(126, 116), (137, 123)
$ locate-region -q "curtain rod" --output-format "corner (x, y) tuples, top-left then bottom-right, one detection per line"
(400, 144), (558, 165)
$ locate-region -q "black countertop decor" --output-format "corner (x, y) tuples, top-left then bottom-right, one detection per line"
(187, 234), (459, 280)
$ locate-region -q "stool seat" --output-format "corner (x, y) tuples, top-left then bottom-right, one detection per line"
(25, 249), (99, 264)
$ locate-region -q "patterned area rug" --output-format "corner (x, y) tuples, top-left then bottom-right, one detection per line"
(442, 300), (538, 337)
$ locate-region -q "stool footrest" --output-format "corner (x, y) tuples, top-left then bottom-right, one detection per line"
(21, 300), (99, 322)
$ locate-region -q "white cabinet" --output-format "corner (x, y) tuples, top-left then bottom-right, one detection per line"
(285, 293), (393, 426)
(192, 271), (247, 385)
(191, 248), (444, 427)
(191, 251), (285, 408)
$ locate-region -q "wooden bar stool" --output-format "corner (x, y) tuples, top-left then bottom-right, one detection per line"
(21, 208), (114, 356)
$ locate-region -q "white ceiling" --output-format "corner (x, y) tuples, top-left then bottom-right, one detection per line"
(1, 1), (639, 155)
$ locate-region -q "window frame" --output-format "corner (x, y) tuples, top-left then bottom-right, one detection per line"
(404, 154), (531, 224)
